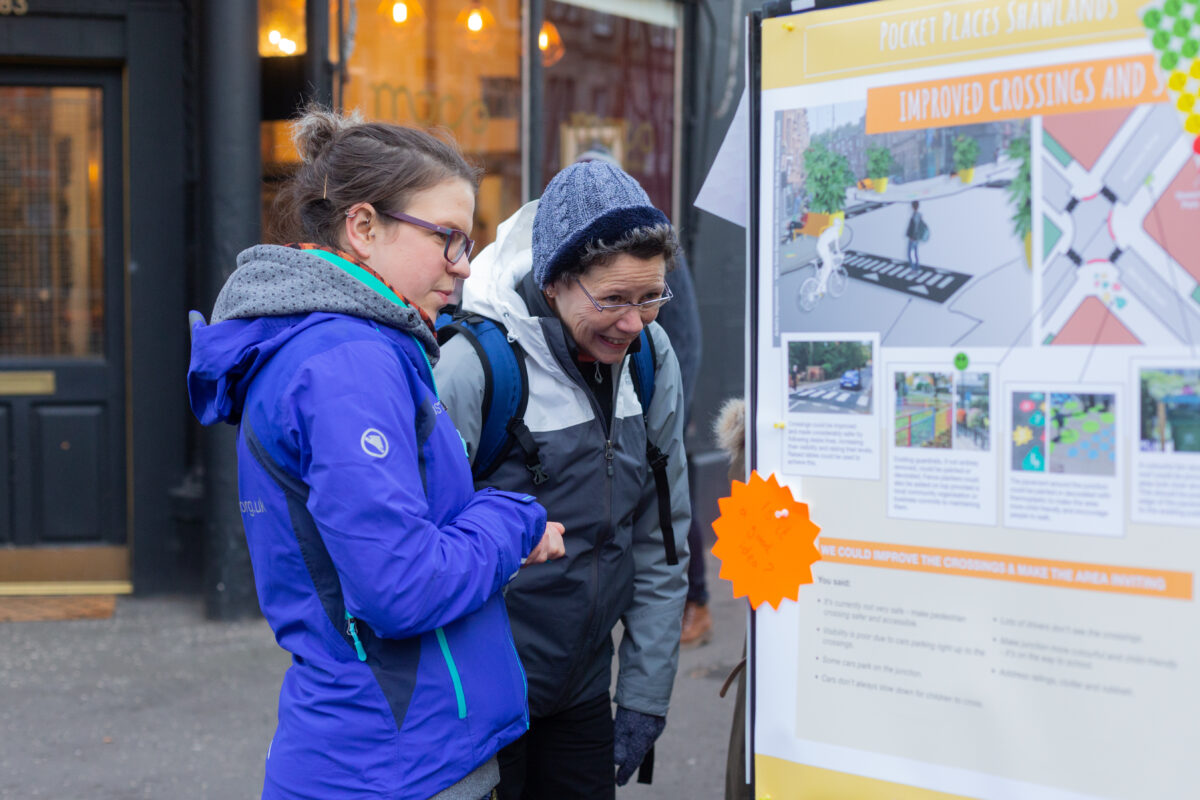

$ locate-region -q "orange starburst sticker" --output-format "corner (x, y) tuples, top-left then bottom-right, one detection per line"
(711, 471), (822, 610)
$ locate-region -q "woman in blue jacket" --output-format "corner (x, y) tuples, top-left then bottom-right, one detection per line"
(187, 106), (564, 800)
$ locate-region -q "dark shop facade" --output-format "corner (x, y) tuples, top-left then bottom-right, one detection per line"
(0, 0), (747, 615)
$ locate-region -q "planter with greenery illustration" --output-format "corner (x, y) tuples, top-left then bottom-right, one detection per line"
(866, 146), (894, 193)
(1005, 134), (1033, 267)
(804, 141), (856, 221)
(953, 135), (980, 184)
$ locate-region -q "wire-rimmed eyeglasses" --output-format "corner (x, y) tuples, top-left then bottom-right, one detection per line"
(381, 210), (475, 264)
(574, 277), (673, 315)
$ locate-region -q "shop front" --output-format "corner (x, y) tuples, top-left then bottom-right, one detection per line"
(0, 0), (745, 609)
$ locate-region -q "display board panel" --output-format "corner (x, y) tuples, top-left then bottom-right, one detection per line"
(751, 1), (1200, 797)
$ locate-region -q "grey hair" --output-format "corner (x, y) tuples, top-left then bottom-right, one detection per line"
(569, 223), (678, 277)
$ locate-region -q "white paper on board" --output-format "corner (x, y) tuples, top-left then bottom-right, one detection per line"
(694, 88), (749, 228)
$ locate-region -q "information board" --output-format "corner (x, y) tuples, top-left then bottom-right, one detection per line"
(749, 0), (1200, 797)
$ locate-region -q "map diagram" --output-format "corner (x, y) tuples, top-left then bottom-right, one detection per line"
(1038, 104), (1200, 346)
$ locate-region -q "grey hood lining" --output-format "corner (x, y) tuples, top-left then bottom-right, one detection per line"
(211, 244), (440, 362)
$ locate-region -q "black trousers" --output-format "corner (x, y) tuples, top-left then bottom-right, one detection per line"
(497, 692), (614, 800)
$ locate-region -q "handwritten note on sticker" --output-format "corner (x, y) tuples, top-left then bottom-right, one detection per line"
(711, 471), (822, 610)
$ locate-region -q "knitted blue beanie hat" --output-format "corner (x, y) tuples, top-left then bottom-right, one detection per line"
(532, 162), (671, 289)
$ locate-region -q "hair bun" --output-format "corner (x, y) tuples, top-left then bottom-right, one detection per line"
(290, 103), (364, 164)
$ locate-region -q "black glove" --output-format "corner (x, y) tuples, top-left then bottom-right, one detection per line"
(612, 706), (666, 786)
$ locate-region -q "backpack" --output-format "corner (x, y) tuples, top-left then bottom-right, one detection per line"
(917, 216), (930, 242)
(437, 312), (679, 566)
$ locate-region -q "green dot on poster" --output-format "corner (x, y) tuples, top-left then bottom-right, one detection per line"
(1163, 50), (1180, 70)
(1101, 412), (1115, 424)
(1166, 0), (1182, 16)
(1175, 17), (1191, 35)
(1153, 29), (1171, 48)
(1144, 8), (1162, 27)
(1061, 429), (1080, 444)
(1183, 39), (1199, 57)
(1062, 401), (1081, 414)
(954, 352), (969, 370)
(1082, 420), (1100, 433)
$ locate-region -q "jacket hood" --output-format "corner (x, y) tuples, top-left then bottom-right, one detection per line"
(188, 244), (439, 426)
(461, 201), (543, 337)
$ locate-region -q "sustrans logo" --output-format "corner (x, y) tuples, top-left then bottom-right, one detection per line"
(361, 428), (389, 458)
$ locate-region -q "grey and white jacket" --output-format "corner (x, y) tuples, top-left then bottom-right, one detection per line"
(434, 201), (691, 719)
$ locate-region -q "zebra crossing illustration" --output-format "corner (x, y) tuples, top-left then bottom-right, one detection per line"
(839, 249), (972, 304)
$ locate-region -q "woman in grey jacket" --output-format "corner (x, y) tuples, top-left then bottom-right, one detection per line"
(434, 161), (691, 799)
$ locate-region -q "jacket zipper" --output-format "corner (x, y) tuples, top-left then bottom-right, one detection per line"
(435, 627), (468, 719)
(505, 627), (530, 729)
(344, 611), (368, 662)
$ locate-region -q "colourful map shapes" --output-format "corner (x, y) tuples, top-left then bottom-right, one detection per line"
(1051, 295), (1142, 345)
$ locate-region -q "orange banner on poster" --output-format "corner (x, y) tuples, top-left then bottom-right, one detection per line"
(866, 54), (1165, 133)
(819, 537), (1192, 600)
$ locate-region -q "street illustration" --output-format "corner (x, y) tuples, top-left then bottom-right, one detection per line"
(774, 102), (1032, 347)
(1038, 104), (1200, 346)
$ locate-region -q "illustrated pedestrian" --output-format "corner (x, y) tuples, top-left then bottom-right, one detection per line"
(435, 161), (691, 799)
(187, 105), (565, 800)
(906, 199), (925, 268)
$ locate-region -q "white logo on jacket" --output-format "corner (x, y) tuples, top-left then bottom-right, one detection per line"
(360, 428), (389, 458)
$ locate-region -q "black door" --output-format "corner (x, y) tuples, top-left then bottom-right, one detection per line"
(0, 68), (127, 581)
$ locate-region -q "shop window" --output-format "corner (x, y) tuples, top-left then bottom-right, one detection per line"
(259, 0), (523, 252)
(337, 0), (523, 248)
(539, 0), (681, 219)
(260, 0), (307, 56)
(0, 87), (104, 358)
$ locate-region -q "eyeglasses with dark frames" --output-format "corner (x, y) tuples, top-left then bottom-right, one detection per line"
(380, 210), (475, 264)
(574, 277), (673, 315)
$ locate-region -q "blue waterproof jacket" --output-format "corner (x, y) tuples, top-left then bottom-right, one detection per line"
(187, 245), (546, 800)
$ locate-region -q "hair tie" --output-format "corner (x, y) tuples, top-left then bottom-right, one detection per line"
(323, 173), (328, 200)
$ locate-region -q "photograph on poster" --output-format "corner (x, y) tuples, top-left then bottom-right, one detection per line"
(955, 371), (991, 452)
(887, 365), (998, 526)
(1038, 105), (1200, 348)
(1139, 368), (1200, 453)
(786, 338), (874, 415)
(774, 101), (1032, 347)
(894, 371), (952, 448)
(1011, 391), (1047, 472)
(1048, 393), (1116, 476)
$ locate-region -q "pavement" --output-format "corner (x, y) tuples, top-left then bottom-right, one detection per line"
(0, 548), (746, 800)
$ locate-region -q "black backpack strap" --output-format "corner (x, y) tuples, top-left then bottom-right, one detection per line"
(630, 329), (678, 567)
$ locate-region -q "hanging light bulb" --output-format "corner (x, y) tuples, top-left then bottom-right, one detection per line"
(455, 1), (496, 51)
(378, 0), (425, 28)
(538, 20), (565, 68)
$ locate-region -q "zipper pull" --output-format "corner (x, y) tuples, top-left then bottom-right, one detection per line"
(605, 440), (614, 477)
(344, 611), (368, 662)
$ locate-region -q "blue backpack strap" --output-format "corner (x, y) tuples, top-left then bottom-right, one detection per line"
(629, 329), (678, 567)
(436, 313), (548, 485)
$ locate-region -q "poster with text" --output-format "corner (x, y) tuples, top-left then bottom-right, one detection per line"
(752, 1), (1200, 798)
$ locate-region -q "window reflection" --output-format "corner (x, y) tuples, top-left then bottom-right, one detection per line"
(541, 2), (679, 215)
(0, 87), (104, 358)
